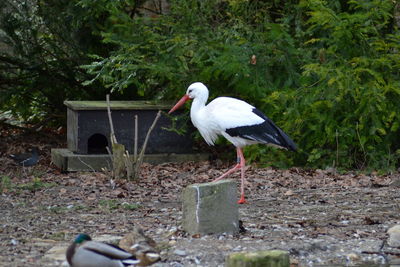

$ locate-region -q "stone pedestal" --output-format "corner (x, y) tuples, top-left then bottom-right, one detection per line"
(51, 148), (209, 172)
(182, 179), (238, 235)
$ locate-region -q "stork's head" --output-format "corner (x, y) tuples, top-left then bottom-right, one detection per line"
(169, 82), (209, 114)
(186, 82), (208, 99)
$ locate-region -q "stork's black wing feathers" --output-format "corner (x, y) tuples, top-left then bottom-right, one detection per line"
(225, 108), (297, 151)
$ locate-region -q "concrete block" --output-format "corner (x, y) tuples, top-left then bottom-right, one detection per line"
(182, 179), (238, 235)
(51, 148), (112, 172)
(51, 148), (209, 172)
(226, 250), (290, 267)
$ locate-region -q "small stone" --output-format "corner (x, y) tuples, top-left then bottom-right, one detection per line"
(194, 256), (201, 264)
(387, 225), (400, 247)
(233, 246), (242, 251)
(389, 179), (400, 187)
(173, 249), (187, 256)
(169, 226), (178, 232)
(346, 253), (360, 262)
(226, 250), (290, 267)
(155, 228), (164, 235)
(284, 190), (294, 196)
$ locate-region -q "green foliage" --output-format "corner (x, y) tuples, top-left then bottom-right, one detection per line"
(71, 0), (400, 171)
(1, 0), (399, 171)
(17, 177), (56, 192)
(0, 0), (109, 122)
(47, 232), (67, 241)
(121, 202), (141, 210)
(1, 176), (56, 193)
(98, 199), (141, 211)
(262, 0), (400, 170)
(98, 199), (120, 210)
(0, 176), (12, 193)
(80, 0), (302, 103)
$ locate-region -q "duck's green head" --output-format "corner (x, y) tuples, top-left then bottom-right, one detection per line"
(74, 233), (92, 244)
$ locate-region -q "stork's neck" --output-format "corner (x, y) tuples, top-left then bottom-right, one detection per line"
(190, 93), (208, 116)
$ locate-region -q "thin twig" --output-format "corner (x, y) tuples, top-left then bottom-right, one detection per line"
(133, 110), (162, 179)
(105, 146), (112, 161)
(16, 225), (33, 233)
(263, 215), (305, 222)
(106, 94), (117, 144)
(76, 156), (96, 172)
(106, 95), (127, 179)
(356, 122), (367, 169)
(362, 250), (400, 256)
(134, 115), (138, 161)
(304, 78), (324, 88)
(335, 129), (339, 168)
(124, 150), (132, 180)
(106, 146), (114, 177)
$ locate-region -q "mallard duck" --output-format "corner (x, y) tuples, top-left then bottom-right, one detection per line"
(119, 227), (160, 266)
(129, 244), (160, 266)
(66, 234), (140, 267)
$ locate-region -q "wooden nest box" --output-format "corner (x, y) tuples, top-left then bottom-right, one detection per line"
(52, 100), (207, 171)
(65, 100), (193, 154)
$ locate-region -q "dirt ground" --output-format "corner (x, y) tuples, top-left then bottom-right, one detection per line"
(1, 129), (400, 267)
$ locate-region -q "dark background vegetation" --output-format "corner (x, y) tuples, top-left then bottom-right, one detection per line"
(1, 0), (399, 171)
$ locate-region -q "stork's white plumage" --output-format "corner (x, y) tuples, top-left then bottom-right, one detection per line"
(169, 82), (296, 204)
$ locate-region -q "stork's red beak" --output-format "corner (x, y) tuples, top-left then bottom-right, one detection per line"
(168, 94), (191, 114)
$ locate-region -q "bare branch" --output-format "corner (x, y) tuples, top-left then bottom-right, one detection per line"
(134, 115), (138, 161)
(133, 110), (161, 179)
(106, 94), (117, 144)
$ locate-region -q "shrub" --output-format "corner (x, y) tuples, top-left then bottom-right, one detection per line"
(259, 0), (400, 170)
(0, 0), (109, 123)
(1, 0), (399, 171)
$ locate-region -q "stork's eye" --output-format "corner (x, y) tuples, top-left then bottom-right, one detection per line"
(188, 89), (193, 94)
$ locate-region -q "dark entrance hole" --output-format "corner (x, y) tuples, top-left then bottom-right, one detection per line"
(87, 133), (108, 154)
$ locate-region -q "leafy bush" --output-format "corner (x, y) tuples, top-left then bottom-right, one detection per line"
(81, 0), (303, 100)
(258, 0), (400, 170)
(0, 0), (109, 122)
(83, 0), (400, 170)
(1, 0), (399, 171)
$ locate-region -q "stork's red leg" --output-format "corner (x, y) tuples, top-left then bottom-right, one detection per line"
(237, 148), (247, 204)
(213, 148), (247, 204)
(213, 149), (241, 182)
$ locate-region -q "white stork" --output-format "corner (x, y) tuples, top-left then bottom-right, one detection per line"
(169, 82), (297, 204)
